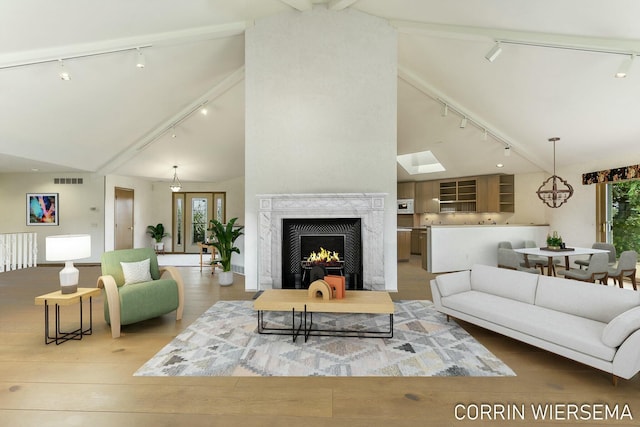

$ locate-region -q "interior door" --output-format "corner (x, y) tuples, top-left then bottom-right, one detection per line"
(184, 193), (213, 253)
(114, 187), (134, 250)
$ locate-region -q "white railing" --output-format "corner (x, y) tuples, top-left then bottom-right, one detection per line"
(0, 232), (38, 272)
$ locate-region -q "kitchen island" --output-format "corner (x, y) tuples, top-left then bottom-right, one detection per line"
(426, 224), (549, 273)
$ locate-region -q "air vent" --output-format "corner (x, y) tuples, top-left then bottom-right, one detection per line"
(53, 178), (84, 184)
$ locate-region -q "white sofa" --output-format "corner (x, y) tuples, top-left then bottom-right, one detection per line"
(430, 264), (640, 382)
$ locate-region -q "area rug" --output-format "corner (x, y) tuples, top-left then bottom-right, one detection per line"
(134, 300), (515, 377)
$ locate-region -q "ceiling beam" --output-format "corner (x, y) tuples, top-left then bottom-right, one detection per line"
(0, 22), (247, 69)
(391, 20), (640, 54)
(96, 66), (245, 176)
(328, 0), (360, 11)
(279, 0), (314, 12)
(398, 65), (551, 173)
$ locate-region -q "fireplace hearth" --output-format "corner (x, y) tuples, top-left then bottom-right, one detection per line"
(282, 218), (362, 289)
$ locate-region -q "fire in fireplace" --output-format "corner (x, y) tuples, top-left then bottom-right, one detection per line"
(282, 218), (363, 290)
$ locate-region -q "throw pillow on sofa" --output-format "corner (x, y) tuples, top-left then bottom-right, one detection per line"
(121, 258), (152, 286)
(602, 306), (640, 347)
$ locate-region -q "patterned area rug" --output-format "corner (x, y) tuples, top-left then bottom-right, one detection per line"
(134, 300), (515, 377)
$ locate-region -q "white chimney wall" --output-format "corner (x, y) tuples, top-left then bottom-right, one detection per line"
(244, 7), (398, 290)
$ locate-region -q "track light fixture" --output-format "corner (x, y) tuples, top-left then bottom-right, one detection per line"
(442, 104), (448, 117)
(135, 48), (146, 69)
(504, 146), (511, 157)
(1, 45), (152, 73)
(169, 166), (182, 192)
(459, 117), (467, 129)
(58, 60), (71, 81)
(487, 39), (638, 79)
(485, 42), (502, 62)
(615, 54), (634, 78)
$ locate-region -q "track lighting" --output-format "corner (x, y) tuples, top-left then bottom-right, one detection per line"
(171, 127), (177, 138)
(615, 54), (634, 78)
(58, 60), (70, 81)
(504, 146), (511, 157)
(200, 106), (208, 115)
(485, 42), (502, 62)
(459, 117), (467, 129)
(482, 129), (488, 140)
(135, 48), (146, 69)
(442, 104), (448, 117)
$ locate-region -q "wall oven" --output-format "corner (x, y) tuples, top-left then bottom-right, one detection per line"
(397, 199), (414, 214)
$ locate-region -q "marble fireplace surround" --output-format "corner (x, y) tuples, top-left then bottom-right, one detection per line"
(258, 193), (386, 290)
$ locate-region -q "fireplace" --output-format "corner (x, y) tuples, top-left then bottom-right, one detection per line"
(258, 193), (386, 291)
(282, 218), (363, 289)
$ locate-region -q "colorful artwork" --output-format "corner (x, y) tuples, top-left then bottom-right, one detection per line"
(27, 193), (58, 225)
(582, 164), (640, 185)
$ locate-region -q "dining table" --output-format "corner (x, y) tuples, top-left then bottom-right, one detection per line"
(513, 246), (610, 276)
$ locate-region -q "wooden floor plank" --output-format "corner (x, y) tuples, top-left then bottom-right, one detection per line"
(1, 258), (639, 426)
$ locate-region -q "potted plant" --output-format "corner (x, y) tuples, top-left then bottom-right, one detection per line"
(146, 223), (169, 252)
(546, 231), (563, 250)
(208, 217), (244, 286)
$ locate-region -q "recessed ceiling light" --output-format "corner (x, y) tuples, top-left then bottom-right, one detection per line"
(496, 163), (504, 168)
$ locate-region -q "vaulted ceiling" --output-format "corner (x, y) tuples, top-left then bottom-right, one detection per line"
(1, 0), (639, 184)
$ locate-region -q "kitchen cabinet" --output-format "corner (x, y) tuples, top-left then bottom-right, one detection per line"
(397, 229), (411, 261)
(477, 174), (514, 213)
(411, 229), (422, 254)
(397, 182), (415, 199)
(415, 181), (439, 213)
(439, 179), (477, 212)
(398, 173), (515, 214)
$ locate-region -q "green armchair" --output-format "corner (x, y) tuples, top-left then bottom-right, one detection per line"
(97, 248), (184, 338)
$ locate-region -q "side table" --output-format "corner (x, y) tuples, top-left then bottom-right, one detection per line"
(34, 287), (101, 345)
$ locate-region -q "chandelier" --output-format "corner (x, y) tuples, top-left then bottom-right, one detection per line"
(536, 137), (573, 208)
(169, 165), (182, 192)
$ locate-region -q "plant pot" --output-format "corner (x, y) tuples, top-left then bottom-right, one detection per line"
(219, 271), (234, 286)
(154, 242), (164, 251)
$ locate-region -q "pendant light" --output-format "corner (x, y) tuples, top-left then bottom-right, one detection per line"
(536, 137), (574, 208)
(169, 165), (182, 192)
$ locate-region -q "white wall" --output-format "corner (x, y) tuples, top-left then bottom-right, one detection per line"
(0, 172), (105, 263)
(513, 172), (547, 226)
(244, 8), (398, 291)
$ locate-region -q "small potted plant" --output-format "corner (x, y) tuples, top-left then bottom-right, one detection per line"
(146, 223), (169, 252)
(546, 231), (563, 250)
(208, 217), (244, 286)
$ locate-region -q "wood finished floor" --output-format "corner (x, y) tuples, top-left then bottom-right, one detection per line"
(1, 256), (639, 426)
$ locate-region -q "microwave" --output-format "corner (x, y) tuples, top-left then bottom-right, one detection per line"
(397, 199), (414, 214)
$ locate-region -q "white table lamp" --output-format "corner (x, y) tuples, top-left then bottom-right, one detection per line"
(46, 234), (91, 294)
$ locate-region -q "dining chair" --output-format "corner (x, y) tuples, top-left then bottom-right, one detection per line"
(497, 248), (540, 274)
(523, 240), (548, 274)
(607, 250), (638, 290)
(575, 242), (616, 269)
(558, 252), (609, 284)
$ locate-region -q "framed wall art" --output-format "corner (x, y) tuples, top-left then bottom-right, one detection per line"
(26, 193), (58, 226)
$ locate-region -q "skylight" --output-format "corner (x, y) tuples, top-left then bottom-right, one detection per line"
(397, 150), (445, 175)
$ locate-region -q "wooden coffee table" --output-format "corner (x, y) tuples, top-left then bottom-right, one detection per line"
(253, 289), (394, 342)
